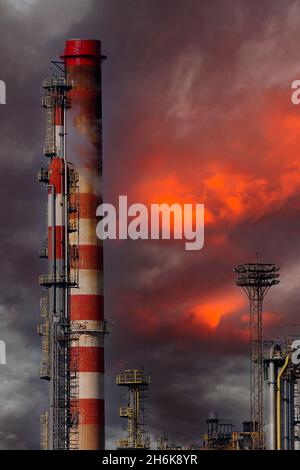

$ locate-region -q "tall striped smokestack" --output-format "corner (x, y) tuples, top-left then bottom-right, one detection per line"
(62, 39), (105, 450)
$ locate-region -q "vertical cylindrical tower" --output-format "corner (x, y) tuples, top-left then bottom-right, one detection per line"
(62, 39), (104, 450)
(268, 357), (276, 450)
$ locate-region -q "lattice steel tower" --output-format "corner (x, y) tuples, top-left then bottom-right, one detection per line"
(234, 263), (280, 449)
(116, 368), (150, 449)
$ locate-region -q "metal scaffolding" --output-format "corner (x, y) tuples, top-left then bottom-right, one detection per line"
(39, 73), (79, 450)
(235, 263), (280, 449)
(116, 368), (150, 449)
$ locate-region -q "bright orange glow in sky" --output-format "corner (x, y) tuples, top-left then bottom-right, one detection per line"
(113, 90), (297, 342)
(192, 293), (246, 329)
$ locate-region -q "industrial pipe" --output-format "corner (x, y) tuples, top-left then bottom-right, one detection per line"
(269, 358), (276, 449)
(268, 344), (282, 450)
(277, 354), (289, 450)
(283, 379), (289, 449)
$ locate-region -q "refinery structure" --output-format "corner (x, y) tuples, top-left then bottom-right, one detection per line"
(200, 264), (300, 451)
(116, 368), (150, 449)
(37, 39), (300, 452)
(38, 39), (106, 450)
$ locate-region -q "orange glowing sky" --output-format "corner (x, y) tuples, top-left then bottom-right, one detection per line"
(111, 88), (300, 335)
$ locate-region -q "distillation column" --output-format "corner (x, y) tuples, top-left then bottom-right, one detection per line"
(266, 344), (283, 450)
(62, 39), (105, 450)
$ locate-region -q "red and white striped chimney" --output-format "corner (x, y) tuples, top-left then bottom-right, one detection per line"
(62, 39), (105, 450)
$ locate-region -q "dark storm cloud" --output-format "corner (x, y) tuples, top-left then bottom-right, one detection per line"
(0, 0), (300, 449)
(0, 0), (96, 449)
